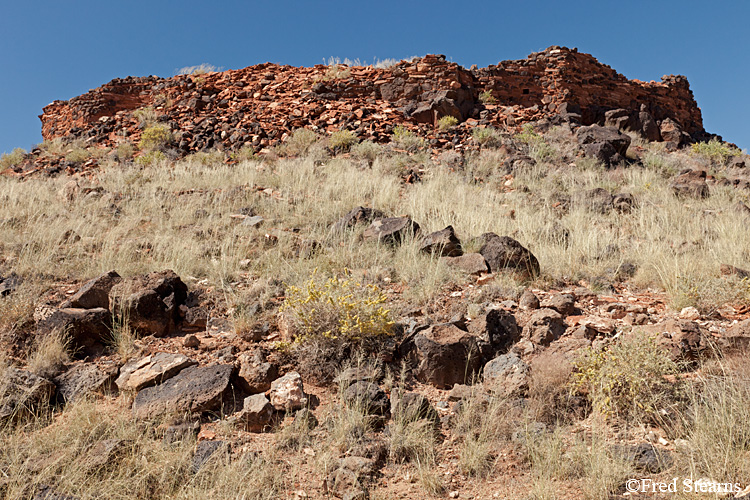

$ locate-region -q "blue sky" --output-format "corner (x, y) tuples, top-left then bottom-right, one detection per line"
(1, 0), (748, 155)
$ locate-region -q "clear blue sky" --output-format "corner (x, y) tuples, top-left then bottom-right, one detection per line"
(2, 0), (748, 155)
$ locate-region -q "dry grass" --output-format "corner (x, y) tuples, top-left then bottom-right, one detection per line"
(27, 328), (70, 379)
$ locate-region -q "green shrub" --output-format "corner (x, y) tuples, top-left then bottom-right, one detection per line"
(230, 145), (258, 162)
(478, 90), (496, 104)
(185, 150), (225, 166)
(277, 128), (318, 157)
(280, 273), (394, 344)
(392, 125), (425, 151)
(573, 333), (680, 423)
(437, 115), (459, 131)
(135, 150), (167, 166)
(691, 138), (743, 165)
(138, 124), (172, 151)
(65, 147), (90, 164)
(516, 124), (555, 162)
(471, 127), (501, 148)
(0, 148), (26, 169)
(114, 142), (135, 161)
(329, 130), (358, 152)
(351, 140), (382, 163)
(133, 107), (158, 127)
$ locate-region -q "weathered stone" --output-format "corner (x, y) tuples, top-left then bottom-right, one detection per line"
(54, 362), (119, 403)
(466, 309), (519, 351)
(477, 233), (540, 278)
(441, 252), (489, 275)
(162, 420), (200, 445)
(332, 206), (386, 233)
(576, 187), (613, 214)
(540, 293), (577, 317)
(132, 364), (234, 418)
(669, 170), (709, 198)
(362, 217), (420, 245)
(411, 323), (482, 389)
(36, 307), (111, 356)
(575, 124), (631, 166)
(294, 407), (319, 429)
(611, 443), (672, 473)
(0, 273), (21, 297)
(234, 394), (274, 432)
(483, 352), (529, 397)
(390, 391), (438, 424)
(109, 270), (188, 337)
(269, 371), (307, 411)
(61, 270), (121, 309)
(343, 381), (389, 416)
(333, 363), (383, 387)
(116, 352), (196, 392)
(0, 368), (55, 422)
(192, 440), (228, 473)
(84, 438), (130, 470)
(419, 225), (463, 257)
(612, 192), (635, 213)
(237, 351), (278, 394)
(523, 308), (566, 346)
(519, 290), (540, 310)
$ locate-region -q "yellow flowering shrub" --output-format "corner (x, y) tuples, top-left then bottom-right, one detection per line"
(280, 273), (394, 344)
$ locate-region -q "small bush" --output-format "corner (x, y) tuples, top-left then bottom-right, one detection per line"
(329, 130), (358, 152)
(471, 127), (501, 148)
(230, 145), (258, 162)
(516, 124), (555, 162)
(138, 124), (173, 151)
(321, 62), (351, 81)
(280, 273), (394, 344)
(391, 125), (425, 151)
(278, 128), (318, 157)
(65, 147), (90, 165)
(28, 328), (71, 379)
(478, 90), (496, 104)
(135, 150), (167, 166)
(691, 138), (743, 165)
(185, 150), (225, 166)
(437, 115), (458, 131)
(176, 63), (219, 75)
(351, 140), (382, 164)
(572, 333), (680, 423)
(0, 148), (26, 169)
(114, 141), (135, 161)
(133, 107), (159, 127)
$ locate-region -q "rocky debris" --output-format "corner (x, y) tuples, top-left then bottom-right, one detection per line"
(61, 270), (121, 309)
(269, 371), (308, 411)
(0, 273), (21, 297)
(466, 309), (520, 352)
(0, 368), (55, 422)
(721, 319), (750, 352)
(54, 362), (119, 403)
(720, 263), (750, 279)
(409, 323), (483, 389)
(575, 124), (631, 166)
(35, 47), (705, 174)
(36, 307), (111, 356)
(332, 206), (386, 234)
(419, 225), (463, 257)
(334, 363), (383, 387)
(441, 253), (489, 275)
(612, 192), (635, 213)
(109, 270), (188, 337)
(183, 334), (200, 348)
(233, 394), (275, 432)
(132, 364), (234, 418)
(83, 438), (130, 470)
(523, 308), (567, 345)
(192, 440), (229, 473)
(390, 391), (439, 425)
(519, 290), (540, 310)
(604, 107), (661, 141)
(576, 187), (614, 214)
(660, 117), (691, 149)
(611, 443), (672, 473)
(343, 381), (389, 416)
(483, 352), (529, 397)
(643, 319), (706, 362)
(162, 420), (201, 445)
(669, 170), (709, 198)
(115, 352), (197, 391)
(540, 293), (577, 317)
(236, 350), (278, 394)
(477, 233), (540, 278)
(362, 217), (420, 245)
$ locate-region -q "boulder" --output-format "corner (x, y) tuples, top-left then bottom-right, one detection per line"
(362, 217), (420, 245)
(483, 352), (529, 397)
(192, 440), (229, 473)
(0, 273), (21, 297)
(343, 381), (389, 416)
(331, 206), (386, 233)
(419, 225), (463, 257)
(612, 192), (635, 213)
(669, 170), (709, 198)
(540, 293), (577, 317)
(36, 307), (111, 356)
(575, 124), (631, 166)
(116, 352), (196, 392)
(643, 319), (706, 362)
(0, 368), (55, 422)
(234, 394), (274, 432)
(477, 233), (540, 278)
(109, 270), (188, 337)
(441, 253), (489, 275)
(236, 350), (278, 394)
(54, 362), (119, 403)
(523, 308), (566, 346)
(269, 371), (307, 411)
(390, 391), (439, 424)
(411, 323), (483, 389)
(132, 364), (234, 418)
(659, 118), (689, 148)
(466, 309), (520, 352)
(61, 270), (121, 309)
(334, 363), (383, 387)
(519, 290), (540, 310)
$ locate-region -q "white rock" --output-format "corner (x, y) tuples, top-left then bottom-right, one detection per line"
(679, 306), (700, 320)
(269, 371), (307, 411)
